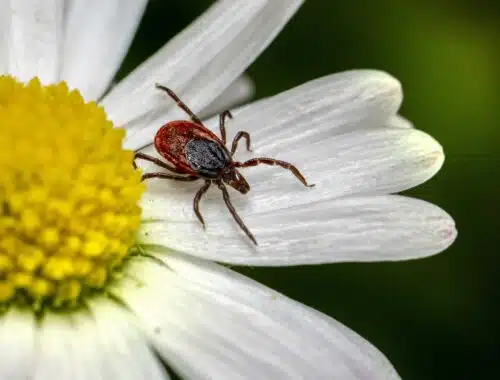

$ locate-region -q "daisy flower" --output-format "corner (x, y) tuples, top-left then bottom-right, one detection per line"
(0, 1), (456, 379)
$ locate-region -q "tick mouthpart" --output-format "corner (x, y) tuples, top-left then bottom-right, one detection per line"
(222, 168), (250, 194)
(232, 180), (250, 194)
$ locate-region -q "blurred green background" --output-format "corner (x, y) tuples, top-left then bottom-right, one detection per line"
(118, 1), (499, 379)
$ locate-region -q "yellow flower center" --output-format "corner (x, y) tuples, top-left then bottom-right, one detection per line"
(0, 76), (144, 310)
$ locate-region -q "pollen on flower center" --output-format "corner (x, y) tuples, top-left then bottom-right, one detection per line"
(0, 76), (144, 309)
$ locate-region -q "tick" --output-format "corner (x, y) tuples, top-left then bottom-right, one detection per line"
(134, 84), (314, 245)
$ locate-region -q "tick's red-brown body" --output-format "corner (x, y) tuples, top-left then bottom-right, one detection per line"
(134, 84), (314, 245)
(154, 121), (222, 175)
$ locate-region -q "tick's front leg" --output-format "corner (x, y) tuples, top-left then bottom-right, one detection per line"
(219, 110), (232, 144)
(230, 131), (252, 155)
(235, 158), (315, 187)
(155, 84), (203, 126)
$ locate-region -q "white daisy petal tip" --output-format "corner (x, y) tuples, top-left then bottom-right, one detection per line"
(399, 128), (445, 184)
(389, 114), (414, 129)
(391, 197), (457, 261)
(341, 69), (403, 112)
(433, 208), (457, 255)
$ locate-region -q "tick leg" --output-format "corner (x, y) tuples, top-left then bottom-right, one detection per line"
(155, 84), (203, 125)
(216, 181), (258, 245)
(193, 181), (211, 228)
(219, 110), (232, 144)
(235, 158), (315, 187)
(230, 131), (252, 155)
(141, 172), (198, 182)
(134, 152), (179, 173)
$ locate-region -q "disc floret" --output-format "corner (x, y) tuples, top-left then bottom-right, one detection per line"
(0, 76), (144, 309)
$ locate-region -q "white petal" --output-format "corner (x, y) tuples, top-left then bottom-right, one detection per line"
(32, 302), (167, 380)
(32, 314), (78, 380)
(4, 0), (63, 83)
(388, 114), (414, 128)
(113, 254), (400, 379)
(60, 0), (148, 100)
(247, 127), (444, 199)
(140, 195), (456, 265)
(198, 75), (255, 120)
(139, 125), (443, 221)
(0, 2), (9, 73)
(127, 69), (401, 151)
(103, 0), (304, 149)
(205, 70), (402, 147)
(86, 299), (169, 380)
(0, 309), (36, 380)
